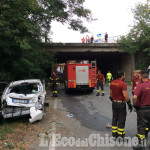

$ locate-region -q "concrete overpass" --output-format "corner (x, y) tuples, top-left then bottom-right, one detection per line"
(44, 43), (135, 81)
(44, 43), (119, 52)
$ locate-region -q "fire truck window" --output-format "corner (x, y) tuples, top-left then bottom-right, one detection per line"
(92, 62), (95, 68)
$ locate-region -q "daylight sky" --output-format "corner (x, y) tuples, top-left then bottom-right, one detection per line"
(51, 0), (147, 43)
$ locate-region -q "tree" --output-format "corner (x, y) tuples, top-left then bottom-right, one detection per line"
(0, 0), (92, 81)
(118, 0), (150, 69)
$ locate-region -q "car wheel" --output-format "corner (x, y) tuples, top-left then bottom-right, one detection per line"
(88, 88), (94, 93)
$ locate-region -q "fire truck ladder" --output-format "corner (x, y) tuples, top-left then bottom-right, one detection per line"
(91, 61), (97, 84)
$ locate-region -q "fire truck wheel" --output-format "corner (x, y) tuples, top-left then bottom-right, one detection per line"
(65, 84), (69, 94)
(88, 88), (94, 93)
(65, 87), (70, 94)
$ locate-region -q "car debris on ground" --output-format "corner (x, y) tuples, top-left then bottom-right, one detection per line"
(106, 123), (112, 128)
(67, 114), (74, 118)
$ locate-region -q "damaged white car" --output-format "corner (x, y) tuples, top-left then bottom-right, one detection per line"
(0, 79), (46, 123)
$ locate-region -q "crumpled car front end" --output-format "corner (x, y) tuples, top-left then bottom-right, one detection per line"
(1, 79), (46, 123)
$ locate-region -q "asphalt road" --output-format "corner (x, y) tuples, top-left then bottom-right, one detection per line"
(39, 83), (149, 150)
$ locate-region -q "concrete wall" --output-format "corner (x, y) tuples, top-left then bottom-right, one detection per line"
(121, 53), (135, 81)
(44, 43), (119, 52)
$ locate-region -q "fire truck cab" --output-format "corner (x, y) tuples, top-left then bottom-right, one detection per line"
(64, 60), (97, 93)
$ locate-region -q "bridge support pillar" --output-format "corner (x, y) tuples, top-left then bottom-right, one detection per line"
(121, 53), (135, 81)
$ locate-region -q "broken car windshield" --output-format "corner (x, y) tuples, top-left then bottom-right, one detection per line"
(9, 83), (39, 94)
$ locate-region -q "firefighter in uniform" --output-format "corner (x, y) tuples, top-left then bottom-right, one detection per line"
(132, 70), (141, 95)
(96, 70), (105, 96)
(133, 70), (150, 150)
(106, 71), (113, 86)
(49, 72), (59, 97)
(110, 71), (132, 138)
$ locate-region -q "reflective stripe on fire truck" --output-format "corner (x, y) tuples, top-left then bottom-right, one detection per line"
(89, 79), (92, 87)
(74, 80), (76, 88)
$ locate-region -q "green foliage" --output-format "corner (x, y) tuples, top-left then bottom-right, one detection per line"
(135, 60), (148, 70)
(0, 0), (92, 82)
(118, 0), (150, 58)
(126, 81), (132, 85)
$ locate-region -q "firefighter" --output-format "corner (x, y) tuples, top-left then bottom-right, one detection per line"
(96, 70), (105, 96)
(109, 71), (132, 138)
(133, 70), (150, 150)
(106, 70), (113, 86)
(132, 70), (141, 95)
(49, 71), (59, 97)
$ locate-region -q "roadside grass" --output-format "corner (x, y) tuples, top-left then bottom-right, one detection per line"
(0, 99), (51, 150)
(0, 117), (29, 150)
(0, 117), (28, 140)
(4, 142), (14, 149)
(0, 123), (14, 140)
(126, 81), (132, 85)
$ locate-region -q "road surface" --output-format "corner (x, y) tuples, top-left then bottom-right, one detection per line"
(38, 84), (149, 150)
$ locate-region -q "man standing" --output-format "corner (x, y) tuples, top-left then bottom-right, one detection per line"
(90, 36), (94, 43)
(133, 70), (150, 149)
(110, 71), (132, 138)
(106, 71), (113, 86)
(132, 70), (141, 95)
(81, 37), (85, 43)
(105, 32), (108, 43)
(49, 72), (59, 97)
(96, 70), (105, 96)
(85, 35), (89, 43)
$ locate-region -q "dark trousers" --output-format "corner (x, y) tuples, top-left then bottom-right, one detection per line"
(52, 83), (56, 91)
(97, 81), (104, 93)
(112, 102), (127, 137)
(52, 83), (58, 96)
(137, 108), (150, 140)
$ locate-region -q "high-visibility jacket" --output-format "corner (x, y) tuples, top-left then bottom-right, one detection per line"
(107, 73), (112, 79)
(49, 75), (59, 85)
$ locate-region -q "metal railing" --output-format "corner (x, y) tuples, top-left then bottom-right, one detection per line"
(93, 36), (120, 43)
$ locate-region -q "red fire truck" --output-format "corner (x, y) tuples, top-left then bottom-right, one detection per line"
(64, 60), (97, 93)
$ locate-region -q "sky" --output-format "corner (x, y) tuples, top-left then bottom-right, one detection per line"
(51, 0), (147, 43)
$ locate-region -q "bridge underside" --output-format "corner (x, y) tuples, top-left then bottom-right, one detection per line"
(55, 52), (135, 80)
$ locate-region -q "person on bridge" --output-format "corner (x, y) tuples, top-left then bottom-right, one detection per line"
(85, 35), (89, 43)
(90, 36), (94, 43)
(106, 71), (113, 86)
(49, 71), (59, 97)
(81, 37), (85, 43)
(96, 70), (105, 96)
(109, 71), (133, 139)
(105, 32), (108, 43)
(133, 70), (150, 150)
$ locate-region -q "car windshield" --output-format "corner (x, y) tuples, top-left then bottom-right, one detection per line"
(9, 83), (39, 94)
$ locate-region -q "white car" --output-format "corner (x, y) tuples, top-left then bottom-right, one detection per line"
(0, 79), (46, 123)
